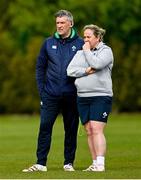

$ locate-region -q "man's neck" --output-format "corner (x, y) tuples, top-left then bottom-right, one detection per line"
(61, 29), (71, 39)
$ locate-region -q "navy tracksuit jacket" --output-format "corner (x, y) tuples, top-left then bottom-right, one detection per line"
(36, 28), (84, 166)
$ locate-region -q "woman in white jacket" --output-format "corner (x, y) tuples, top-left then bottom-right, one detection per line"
(67, 24), (114, 172)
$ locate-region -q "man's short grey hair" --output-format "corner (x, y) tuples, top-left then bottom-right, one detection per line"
(55, 10), (74, 25)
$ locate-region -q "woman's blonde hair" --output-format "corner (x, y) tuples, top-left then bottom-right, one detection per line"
(83, 24), (106, 41)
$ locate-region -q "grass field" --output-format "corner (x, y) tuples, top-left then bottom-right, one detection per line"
(0, 113), (141, 179)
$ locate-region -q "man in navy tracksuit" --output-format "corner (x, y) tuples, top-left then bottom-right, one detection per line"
(23, 10), (84, 172)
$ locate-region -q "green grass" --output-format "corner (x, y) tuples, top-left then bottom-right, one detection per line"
(0, 113), (141, 179)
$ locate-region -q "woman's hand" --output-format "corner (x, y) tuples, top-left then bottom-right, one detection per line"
(85, 67), (95, 75)
(83, 42), (91, 50)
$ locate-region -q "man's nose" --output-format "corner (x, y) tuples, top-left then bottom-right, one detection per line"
(57, 23), (61, 28)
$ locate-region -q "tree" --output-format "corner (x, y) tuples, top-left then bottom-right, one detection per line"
(0, 0), (141, 113)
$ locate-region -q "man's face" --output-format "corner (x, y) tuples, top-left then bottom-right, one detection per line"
(83, 29), (100, 49)
(56, 16), (72, 38)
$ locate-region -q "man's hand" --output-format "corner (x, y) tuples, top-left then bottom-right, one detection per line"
(85, 67), (95, 75)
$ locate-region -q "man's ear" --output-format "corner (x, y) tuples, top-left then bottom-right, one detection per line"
(70, 21), (74, 27)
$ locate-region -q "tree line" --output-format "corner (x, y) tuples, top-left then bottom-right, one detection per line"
(0, 0), (141, 113)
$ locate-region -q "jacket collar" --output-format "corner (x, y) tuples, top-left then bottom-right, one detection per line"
(54, 28), (77, 41)
(94, 41), (104, 50)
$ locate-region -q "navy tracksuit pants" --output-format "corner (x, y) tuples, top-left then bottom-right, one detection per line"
(36, 92), (79, 166)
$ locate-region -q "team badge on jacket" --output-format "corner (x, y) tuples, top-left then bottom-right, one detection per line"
(72, 46), (76, 51)
(52, 45), (57, 49)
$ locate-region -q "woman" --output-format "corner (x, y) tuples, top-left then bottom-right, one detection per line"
(67, 24), (114, 172)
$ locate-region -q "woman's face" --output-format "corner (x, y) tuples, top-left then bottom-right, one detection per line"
(83, 29), (100, 49)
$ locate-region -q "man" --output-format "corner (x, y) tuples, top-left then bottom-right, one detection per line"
(22, 10), (84, 172)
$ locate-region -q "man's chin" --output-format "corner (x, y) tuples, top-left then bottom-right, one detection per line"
(58, 32), (63, 35)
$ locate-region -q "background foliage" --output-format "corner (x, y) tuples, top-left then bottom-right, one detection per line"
(0, 0), (141, 113)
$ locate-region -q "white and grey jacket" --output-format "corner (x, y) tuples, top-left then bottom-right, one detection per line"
(67, 42), (114, 97)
